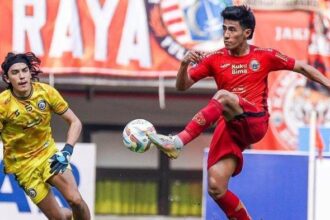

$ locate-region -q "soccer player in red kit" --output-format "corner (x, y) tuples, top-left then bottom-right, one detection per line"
(148, 5), (330, 220)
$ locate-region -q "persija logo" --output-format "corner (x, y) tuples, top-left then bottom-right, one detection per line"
(147, 0), (232, 61)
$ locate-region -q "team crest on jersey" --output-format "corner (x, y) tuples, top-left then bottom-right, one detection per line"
(249, 59), (260, 71)
(146, 0), (232, 61)
(269, 73), (330, 150)
(26, 188), (37, 198)
(38, 100), (47, 110)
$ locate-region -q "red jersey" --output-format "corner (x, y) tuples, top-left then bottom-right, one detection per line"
(188, 45), (295, 111)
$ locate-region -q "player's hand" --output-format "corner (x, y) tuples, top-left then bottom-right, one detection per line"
(182, 50), (206, 65)
(49, 144), (73, 174)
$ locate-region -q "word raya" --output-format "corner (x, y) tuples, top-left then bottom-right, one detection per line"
(10, 0), (152, 67)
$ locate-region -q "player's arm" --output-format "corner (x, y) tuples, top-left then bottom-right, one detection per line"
(61, 108), (82, 146)
(0, 106), (5, 135)
(293, 60), (330, 89)
(176, 50), (205, 91)
(49, 108), (82, 174)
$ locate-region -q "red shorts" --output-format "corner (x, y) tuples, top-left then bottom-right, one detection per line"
(207, 97), (269, 176)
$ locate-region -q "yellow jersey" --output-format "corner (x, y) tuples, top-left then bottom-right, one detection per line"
(0, 82), (69, 173)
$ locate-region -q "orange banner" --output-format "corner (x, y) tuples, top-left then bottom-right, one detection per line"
(252, 10), (330, 150)
(1, 1), (328, 78)
(0, 0), (180, 77)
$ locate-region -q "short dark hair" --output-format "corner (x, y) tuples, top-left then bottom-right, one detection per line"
(221, 5), (256, 40)
(1, 52), (42, 89)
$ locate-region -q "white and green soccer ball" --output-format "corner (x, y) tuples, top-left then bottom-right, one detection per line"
(123, 119), (156, 153)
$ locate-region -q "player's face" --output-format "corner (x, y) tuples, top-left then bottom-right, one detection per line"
(222, 19), (251, 50)
(6, 62), (32, 97)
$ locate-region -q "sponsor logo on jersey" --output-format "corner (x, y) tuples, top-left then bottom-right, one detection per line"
(275, 52), (288, 62)
(42, 141), (49, 148)
(24, 117), (42, 129)
(249, 59), (260, 71)
(254, 47), (273, 52)
(38, 100), (47, 111)
(147, 0), (232, 61)
(26, 188), (37, 198)
(14, 109), (20, 117)
(232, 86), (246, 94)
(232, 64), (248, 75)
(220, 63), (231, 68)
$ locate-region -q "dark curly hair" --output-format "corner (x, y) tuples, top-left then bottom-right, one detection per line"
(1, 52), (42, 89)
(221, 5), (256, 40)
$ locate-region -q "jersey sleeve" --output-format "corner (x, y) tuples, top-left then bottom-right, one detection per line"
(267, 49), (295, 71)
(0, 107), (5, 133)
(188, 58), (212, 82)
(47, 86), (69, 115)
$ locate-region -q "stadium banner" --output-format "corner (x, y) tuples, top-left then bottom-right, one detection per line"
(251, 9), (330, 151)
(202, 149), (330, 220)
(0, 143), (96, 220)
(0, 1), (328, 77)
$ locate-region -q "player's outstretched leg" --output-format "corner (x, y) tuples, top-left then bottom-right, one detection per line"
(48, 170), (91, 220)
(177, 98), (223, 144)
(178, 90), (243, 145)
(147, 97), (223, 159)
(37, 191), (73, 220)
(147, 133), (183, 159)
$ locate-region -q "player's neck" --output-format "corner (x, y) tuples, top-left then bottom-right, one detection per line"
(228, 43), (250, 57)
(11, 84), (33, 100)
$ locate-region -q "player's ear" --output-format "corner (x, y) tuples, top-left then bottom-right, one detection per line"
(244, 28), (252, 39)
(3, 74), (10, 84)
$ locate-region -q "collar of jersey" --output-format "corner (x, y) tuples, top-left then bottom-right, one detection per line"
(11, 83), (34, 100)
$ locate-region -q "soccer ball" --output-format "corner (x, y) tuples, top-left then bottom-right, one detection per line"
(123, 119), (156, 153)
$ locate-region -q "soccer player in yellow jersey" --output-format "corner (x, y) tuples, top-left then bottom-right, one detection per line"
(0, 52), (90, 220)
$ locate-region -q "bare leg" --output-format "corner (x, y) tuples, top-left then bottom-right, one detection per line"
(208, 155), (237, 199)
(208, 156), (251, 219)
(37, 190), (72, 220)
(48, 170), (91, 220)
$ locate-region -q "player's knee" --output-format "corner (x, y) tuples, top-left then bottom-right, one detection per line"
(47, 212), (67, 220)
(66, 192), (84, 208)
(61, 208), (72, 220)
(207, 176), (228, 199)
(41, 205), (68, 220)
(212, 90), (232, 104)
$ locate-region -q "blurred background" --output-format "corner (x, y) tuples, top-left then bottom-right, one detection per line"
(0, 0), (330, 219)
